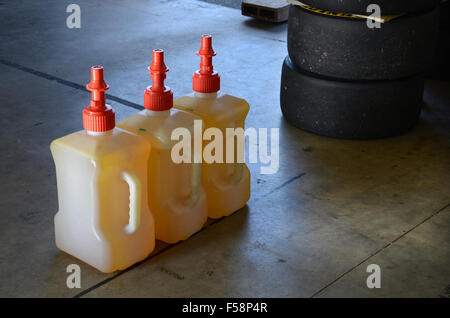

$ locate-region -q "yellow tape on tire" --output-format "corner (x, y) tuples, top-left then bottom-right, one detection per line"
(287, 0), (404, 22)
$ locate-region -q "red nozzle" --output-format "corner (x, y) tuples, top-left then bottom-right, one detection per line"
(193, 35), (220, 93)
(144, 49), (173, 111)
(83, 66), (115, 132)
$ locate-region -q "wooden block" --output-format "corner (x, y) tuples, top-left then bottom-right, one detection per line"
(241, 0), (289, 23)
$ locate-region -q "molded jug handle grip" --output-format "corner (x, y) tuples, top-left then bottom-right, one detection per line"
(191, 142), (203, 204)
(122, 171), (141, 235)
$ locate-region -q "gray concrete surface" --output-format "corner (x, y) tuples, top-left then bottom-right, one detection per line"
(0, 0), (449, 298)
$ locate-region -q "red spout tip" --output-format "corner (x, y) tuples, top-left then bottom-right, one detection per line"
(198, 35), (216, 58)
(193, 35), (220, 93)
(144, 49), (173, 111)
(87, 66), (109, 92)
(150, 49), (167, 70)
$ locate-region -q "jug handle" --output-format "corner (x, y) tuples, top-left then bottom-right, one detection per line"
(122, 171), (141, 235)
(191, 143), (203, 204)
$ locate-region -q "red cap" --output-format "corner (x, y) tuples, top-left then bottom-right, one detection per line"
(193, 35), (220, 93)
(144, 49), (173, 111)
(83, 66), (115, 132)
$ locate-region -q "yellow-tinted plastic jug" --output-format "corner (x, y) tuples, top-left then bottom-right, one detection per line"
(50, 66), (155, 273)
(174, 35), (251, 219)
(117, 50), (208, 243)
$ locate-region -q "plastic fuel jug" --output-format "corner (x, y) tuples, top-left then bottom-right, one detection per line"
(117, 50), (208, 244)
(50, 66), (155, 273)
(174, 35), (251, 219)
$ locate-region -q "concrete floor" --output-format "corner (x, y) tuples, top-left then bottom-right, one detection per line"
(0, 0), (449, 298)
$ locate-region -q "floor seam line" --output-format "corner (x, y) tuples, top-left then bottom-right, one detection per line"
(257, 172), (306, 200)
(0, 58), (144, 110)
(309, 202), (450, 298)
(72, 243), (178, 298)
(73, 173), (303, 297)
(259, 36), (287, 43)
(72, 217), (225, 298)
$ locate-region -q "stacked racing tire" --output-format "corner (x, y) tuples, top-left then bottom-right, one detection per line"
(280, 1), (440, 139)
(428, 0), (450, 80)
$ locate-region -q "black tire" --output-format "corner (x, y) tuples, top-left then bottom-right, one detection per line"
(298, 0), (440, 15)
(439, 0), (450, 30)
(427, 28), (450, 80)
(424, 1), (449, 80)
(280, 56), (424, 139)
(287, 5), (439, 80)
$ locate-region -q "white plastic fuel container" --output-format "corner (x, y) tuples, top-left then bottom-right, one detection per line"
(50, 66), (155, 273)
